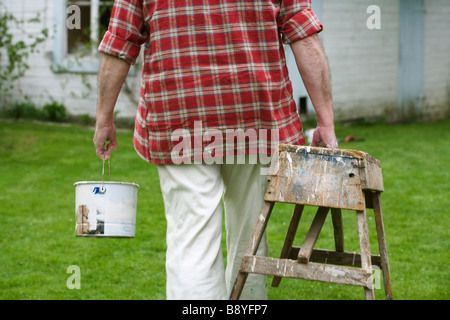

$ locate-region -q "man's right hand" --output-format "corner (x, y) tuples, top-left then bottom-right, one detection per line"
(93, 122), (118, 160)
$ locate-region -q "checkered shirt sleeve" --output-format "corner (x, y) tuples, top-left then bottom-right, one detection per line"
(278, 0), (323, 44)
(98, 0), (148, 64)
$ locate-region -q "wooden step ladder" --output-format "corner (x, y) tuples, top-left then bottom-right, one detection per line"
(229, 145), (393, 300)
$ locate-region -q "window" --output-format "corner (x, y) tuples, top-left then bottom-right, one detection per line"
(66, 0), (113, 55)
(53, 0), (114, 73)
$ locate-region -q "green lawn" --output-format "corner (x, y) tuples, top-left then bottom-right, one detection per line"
(0, 119), (449, 300)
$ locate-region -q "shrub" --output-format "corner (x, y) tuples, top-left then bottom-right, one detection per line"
(42, 101), (67, 122)
(0, 101), (43, 119)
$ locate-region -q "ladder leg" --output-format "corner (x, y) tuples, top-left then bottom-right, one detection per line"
(372, 192), (393, 300)
(356, 196), (375, 300)
(229, 201), (275, 300)
(272, 204), (304, 287)
(298, 206), (329, 264)
(331, 208), (344, 252)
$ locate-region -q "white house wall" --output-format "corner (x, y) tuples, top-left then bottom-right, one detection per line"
(321, 0), (400, 121)
(2, 0), (449, 122)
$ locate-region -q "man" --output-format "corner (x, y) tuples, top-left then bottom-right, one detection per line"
(93, 0), (337, 300)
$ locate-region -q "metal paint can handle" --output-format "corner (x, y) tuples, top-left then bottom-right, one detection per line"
(101, 155), (110, 193)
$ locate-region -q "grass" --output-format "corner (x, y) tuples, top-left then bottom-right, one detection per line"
(0, 119), (449, 300)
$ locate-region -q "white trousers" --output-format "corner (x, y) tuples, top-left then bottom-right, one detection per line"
(157, 160), (269, 300)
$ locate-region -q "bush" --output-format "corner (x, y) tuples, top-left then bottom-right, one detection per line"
(42, 101), (67, 122)
(0, 100), (68, 123)
(0, 101), (43, 119)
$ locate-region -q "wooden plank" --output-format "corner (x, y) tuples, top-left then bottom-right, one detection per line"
(272, 204), (304, 287)
(298, 206), (329, 263)
(372, 193), (393, 300)
(289, 247), (382, 268)
(277, 144), (368, 161)
(359, 157), (384, 192)
(240, 255), (372, 288)
(356, 196), (375, 300)
(331, 208), (345, 252)
(265, 145), (365, 211)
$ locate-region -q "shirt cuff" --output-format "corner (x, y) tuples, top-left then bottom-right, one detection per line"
(281, 8), (323, 44)
(98, 30), (141, 65)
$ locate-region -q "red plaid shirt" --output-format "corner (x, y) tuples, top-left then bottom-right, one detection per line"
(99, 0), (323, 164)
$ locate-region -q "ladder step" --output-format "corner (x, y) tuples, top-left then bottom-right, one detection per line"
(241, 255), (372, 288)
(290, 247), (381, 268)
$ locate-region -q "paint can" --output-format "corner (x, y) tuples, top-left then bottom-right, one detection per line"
(74, 181), (139, 238)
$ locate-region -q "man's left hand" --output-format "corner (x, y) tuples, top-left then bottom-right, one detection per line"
(310, 125), (338, 148)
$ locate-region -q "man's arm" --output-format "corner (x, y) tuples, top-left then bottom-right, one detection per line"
(290, 33), (338, 148)
(93, 54), (131, 159)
